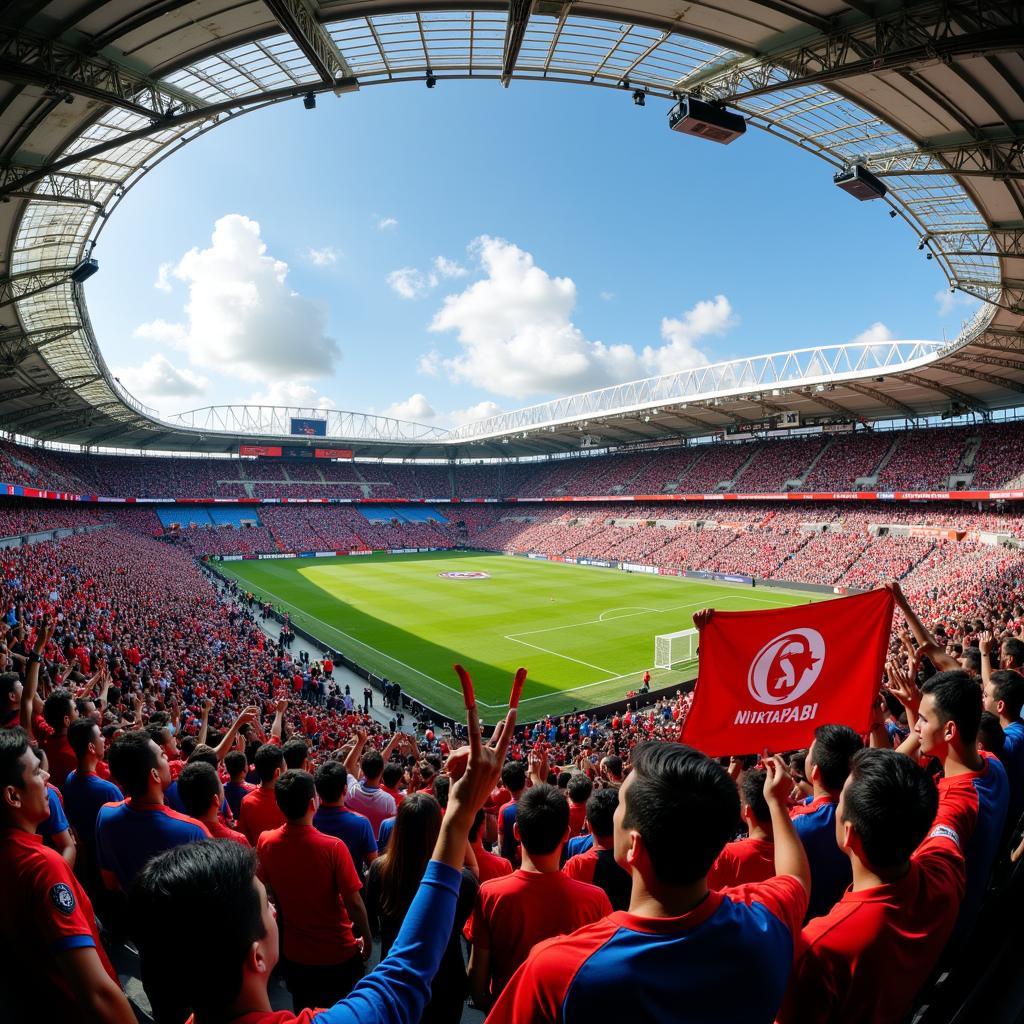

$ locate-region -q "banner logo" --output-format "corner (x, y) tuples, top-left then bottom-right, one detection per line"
(747, 628), (825, 706)
(438, 571), (490, 579)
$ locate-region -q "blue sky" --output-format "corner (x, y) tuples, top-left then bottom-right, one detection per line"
(86, 79), (979, 427)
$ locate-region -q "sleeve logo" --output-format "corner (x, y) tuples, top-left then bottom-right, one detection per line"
(49, 882), (77, 916)
(929, 824), (961, 849)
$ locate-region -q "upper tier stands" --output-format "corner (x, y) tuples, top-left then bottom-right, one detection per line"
(2, 418), (1023, 502)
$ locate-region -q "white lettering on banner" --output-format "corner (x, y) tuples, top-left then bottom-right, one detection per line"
(747, 628), (825, 706)
(734, 703), (819, 725)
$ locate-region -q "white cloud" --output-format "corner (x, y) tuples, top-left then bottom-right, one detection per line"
(154, 263), (174, 293)
(249, 380), (336, 409)
(387, 267), (438, 300)
(377, 217), (398, 231)
(379, 394), (502, 428)
(646, 296), (734, 376)
(133, 319), (186, 345)
(848, 322), (895, 346)
(114, 354), (208, 411)
(427, 236), (730, 399)
(383, 393), (437, 421)
(434, 256), (468, 279)
(600, 291), (615, 301)
(417, 350), (441, 376)
(305, 246), (339, 266)
(934, 289), (981, 317)
(135, 214), (340, 383)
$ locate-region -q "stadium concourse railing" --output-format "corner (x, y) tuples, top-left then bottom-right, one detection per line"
(200, 546), (855, 729)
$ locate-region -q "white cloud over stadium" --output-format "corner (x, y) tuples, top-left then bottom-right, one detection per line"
(426, 236), (735, 399)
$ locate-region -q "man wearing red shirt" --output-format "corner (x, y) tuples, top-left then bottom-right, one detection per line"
(488, 743), (810, 1024)
(0, 728), (134, 1023)
(565, 773), (592, 838)
(708, 767), (775, 889)
(41, 688), (77, 790)
(467, 784), (612, 1011)
(779, 748), (965, 1024)
(238, 743), (287, 845)
(562, 787), (631, 911)
(257, 770), (372, 1010)
(178, 761), (249, 845)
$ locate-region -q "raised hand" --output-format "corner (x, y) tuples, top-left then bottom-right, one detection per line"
(885, 657), (921, 715)
(692, 608), (714, 632)
(979, 630), (993, 657)
(762, 753), (792, 806)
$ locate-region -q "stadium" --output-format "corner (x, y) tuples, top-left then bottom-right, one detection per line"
(1, 1), (1023, 1023)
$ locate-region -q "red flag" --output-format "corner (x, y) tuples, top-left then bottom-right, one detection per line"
(680, 588), (894, 757)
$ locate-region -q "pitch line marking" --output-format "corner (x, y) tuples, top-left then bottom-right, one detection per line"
(598, 606), (660, 621)
(502, 634), (619, 676)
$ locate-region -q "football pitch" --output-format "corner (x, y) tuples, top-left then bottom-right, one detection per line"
(214, 551), (828, 722)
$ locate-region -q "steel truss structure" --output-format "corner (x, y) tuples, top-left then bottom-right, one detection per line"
(0, 0), (1019, 455)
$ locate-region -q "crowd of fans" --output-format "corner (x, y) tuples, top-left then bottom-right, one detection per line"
(5, 419), (1024, 502)
(3, 510), (1024, 1021)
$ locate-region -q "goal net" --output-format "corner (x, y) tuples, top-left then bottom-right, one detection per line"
(654, 628), (699, 670)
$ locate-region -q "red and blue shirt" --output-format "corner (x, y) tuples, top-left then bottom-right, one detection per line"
(488, 875), (807, 1023)
(95, 798), (209, 890)
(790, 795), (849, 920)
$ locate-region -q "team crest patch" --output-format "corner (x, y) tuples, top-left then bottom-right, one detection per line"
(438, 571), (491, 580)
(50, 882), (76, 916)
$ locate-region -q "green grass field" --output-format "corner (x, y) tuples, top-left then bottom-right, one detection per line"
(213, 551), (828, 722)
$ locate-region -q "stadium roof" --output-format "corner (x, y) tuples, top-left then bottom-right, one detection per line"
(0, 0), (1021, 460)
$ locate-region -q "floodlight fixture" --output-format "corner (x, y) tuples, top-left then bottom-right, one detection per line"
(926, 252), (933, 260)
(426, 71), (437, 88)
(633, 90), (646, 107)
(889, 209), (898, 218)
(303, 92), (316, 110)
(669, 96), (746, 144)
(834, 164), (887, 201)
(71, 257), (99, 283)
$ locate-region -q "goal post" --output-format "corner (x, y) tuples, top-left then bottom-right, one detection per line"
(654, 627), (699, 670)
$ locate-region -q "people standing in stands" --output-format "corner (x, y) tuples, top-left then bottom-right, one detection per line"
(497, 761), (526, 865)
(222, 749), (254, 820)
(314, 760), (378, 878)
(366, 792), (477, 1024)
(0, 728), (135, 1024)
(979, 631), (1024, 824)
(708, 767), (776, 889)
(489, 744), (809, 1024)
(467, 784), (612, 1011)
(565, 773), (592, 838)
(562, 787), (631, 910)
(41, 688), (77, 790)
(177, 761), (248, 845)
(95, 731), (208, 891)
(237, 743), (287, 846)
(791, 724), (863, 919)
(344, 734), (397, 838)
(256, 770), (372, 1011)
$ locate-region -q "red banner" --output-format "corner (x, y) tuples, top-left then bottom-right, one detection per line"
(680, 588), (895, 757)
(239, 445), (282, 457)
(314, 448), (354, 460)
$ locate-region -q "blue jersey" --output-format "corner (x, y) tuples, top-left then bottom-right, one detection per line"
(566, 833), (594, 859)
(96, 798), (208, 890)
(39, 783), (69, 840)
(377, 815), (395, 850)
(1000, 721), (1024, 824)
(223, 779), (252, 819)
(489, 875), (807, 1024)
(314, 805), (378, 876)
(62, 770), (123, 860)
(791, 795), (850, 920)
(500, 800), (519, 863)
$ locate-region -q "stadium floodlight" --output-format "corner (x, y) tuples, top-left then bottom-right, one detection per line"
(426, 71), (437, 88)
(889, 209), (898, 218)
(668, 96), (745, 144)
(303, 92), (316, 110)
(633, 90), (645, 107)
(71, 258), (99, 283)
(833, 164), (887, 201)
(654, 628), (699, 670)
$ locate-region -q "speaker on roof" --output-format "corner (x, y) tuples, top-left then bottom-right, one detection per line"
(70, 257), (99, 283)
(668, 96), (746, 144)
(833, 164), (887, 201)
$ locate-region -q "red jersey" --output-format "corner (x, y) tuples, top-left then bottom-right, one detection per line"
(256, 823), (362, 965)
(0, 828), (120, 1019)
(567, 801), (587, 838)
(778, 831), (965, 1024)
(707, 837), (776, 889)
(237, 786), (286, 845)
(465, 869), (612, 999)
(41, 733), (76, 791)
(474, 842), (513, 884)
(207, 818), (250, 846)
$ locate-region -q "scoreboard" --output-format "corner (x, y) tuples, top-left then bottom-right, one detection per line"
(239, 445), (353, 460)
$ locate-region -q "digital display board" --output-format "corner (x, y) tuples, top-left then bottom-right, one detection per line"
(314, 448), (353, 460)
(290, 417), (327, 437)
(239, 445), (283, 457)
